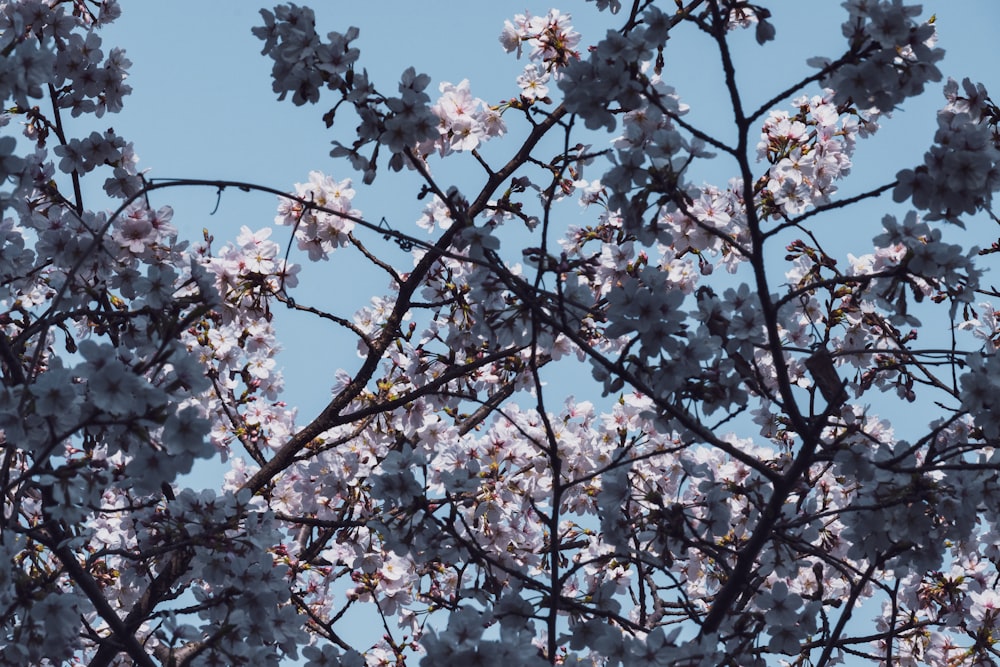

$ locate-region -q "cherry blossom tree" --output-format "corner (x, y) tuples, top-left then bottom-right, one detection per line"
(2, 0), (1000, 665)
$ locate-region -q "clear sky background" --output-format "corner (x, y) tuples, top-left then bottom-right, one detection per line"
(89, 1), (1000, 662)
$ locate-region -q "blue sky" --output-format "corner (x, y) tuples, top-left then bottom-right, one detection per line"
(90, 2), (999, 660)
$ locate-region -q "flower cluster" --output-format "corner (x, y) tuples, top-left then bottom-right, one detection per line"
(813, 0), (944, 113)
(894, 77), (1000, 221)
(960, 353), (1000, 441)
(871, 210), (981, 310)
(252, 4), (359, 105)
(274, 170), (359, 259)
(0, 0), (128, 115)
(426, 79), (506, 156)
(757, 91), (876, 217)
(500, 9), (581, 101)
(377, 66), (440, 159)
(557, 6), (671, 131)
